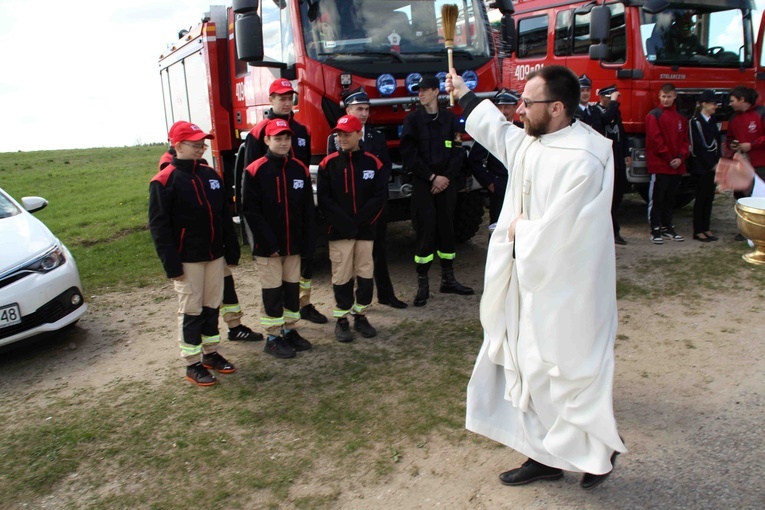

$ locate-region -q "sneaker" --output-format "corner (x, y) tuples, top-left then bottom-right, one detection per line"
(650, 229), (664, 245)
(263, 336), (296, 359)
(300, 304), (328, 324)
(661, 227), (684, 242)
(185, 362), (217, 386)
(228, 324), (264, 342)
(284, 329), (312, 351)
(202, 352), (236, 374)
(335, 318), (354, 343)
(353, 314), (377, 338)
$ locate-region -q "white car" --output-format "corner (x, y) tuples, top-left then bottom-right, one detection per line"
(0, 187), (87, 347)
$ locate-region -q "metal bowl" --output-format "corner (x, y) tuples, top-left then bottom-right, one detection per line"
(735, 197), (765, 265)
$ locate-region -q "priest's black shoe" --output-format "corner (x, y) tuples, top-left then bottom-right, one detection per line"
(439, 268), (474, 295)
(499, 458), (563, 486)
(580, 449), (620, 490)
(379, 296), (408, 309)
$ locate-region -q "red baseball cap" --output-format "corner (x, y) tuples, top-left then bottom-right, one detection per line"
(331, 115), (363, 133)
(269, 78), (296, 96)
(265, 118), (293, 137)
(169, 121), (213, 144)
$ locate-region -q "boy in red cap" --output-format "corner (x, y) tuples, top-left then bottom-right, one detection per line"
(317, 115), (387, 342)
(243, 78), (327, 325)
(241, 119), (316, 359)
(159, 121), (262, 342)
(149, 122), (240, 386)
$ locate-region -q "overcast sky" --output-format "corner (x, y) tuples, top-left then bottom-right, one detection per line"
(0, 0), (764, 153)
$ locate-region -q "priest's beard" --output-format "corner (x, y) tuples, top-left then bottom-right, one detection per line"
(523, 109), (553, 138)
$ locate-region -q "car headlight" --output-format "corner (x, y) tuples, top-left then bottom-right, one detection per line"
(376, 74), (396, 96)
(26, 245), (66, 272)
(631, 148), (646, 162)
(462, 70), (478, 90)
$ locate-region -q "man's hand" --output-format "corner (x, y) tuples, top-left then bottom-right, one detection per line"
(507, 213), (523, 242)
(716, 152), (756, 192)
(171, 275), (184, 281)
(739, 142), (752, 153)
(669, 158), (682, 169)
(431, 175), (450, 194)
(487, 183), (495, 193)
(445, 68), (469, 101)
(269, 251), (280, 257)
(610, 91), (621, 102)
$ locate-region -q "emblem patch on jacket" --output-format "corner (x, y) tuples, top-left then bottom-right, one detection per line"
(362, 170), (375, 180)
(209, 180), (220, 190)
(749, 121), (757, 133)
(297, 138), (307, 147)
(293, 179), (304, 189)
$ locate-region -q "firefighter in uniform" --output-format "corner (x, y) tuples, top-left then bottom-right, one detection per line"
(160, 123), (262, 342)
(327, 87), (408, 309)
(467, 89), (521, 228)
(575, 74), (593, 125)
(317, 115), (387, 342)
(400, 75), (474, 307)
(243, 78), (328, 325)
(589, 85), (630, 245)
(241, 119), (315, 359)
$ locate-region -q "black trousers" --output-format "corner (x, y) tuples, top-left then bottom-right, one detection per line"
(412, 180), (456, 272)
(373, 208), (397, 301)
(693, 172), (716, 234)
(648, 173), (682, 230)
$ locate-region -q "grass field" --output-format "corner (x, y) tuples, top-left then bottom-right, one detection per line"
(0, 145), (172, 294)
(1, 146), (764, 508)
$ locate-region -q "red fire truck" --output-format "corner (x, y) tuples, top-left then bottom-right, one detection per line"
(158, 0), (514, 243)
(499, 0), (765, 205)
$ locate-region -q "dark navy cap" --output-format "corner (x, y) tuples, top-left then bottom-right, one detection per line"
(342, 87), (370, 105)
(598, 84), (617, 96)
(579, 74), (592, 88)
(413, 75), (441, 91)
(698, 90), (716, 103)
(493, 89), (519, 105)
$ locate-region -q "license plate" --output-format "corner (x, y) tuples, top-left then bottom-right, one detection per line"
(0, 303), (22, 328)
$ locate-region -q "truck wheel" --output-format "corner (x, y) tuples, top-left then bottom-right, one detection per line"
(453, 191), (485, 244)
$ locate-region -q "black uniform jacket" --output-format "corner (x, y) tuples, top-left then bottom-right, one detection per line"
(242, 151), (316, 258)
(590, 101), (629, 169)
(149, 157), (240, 279)
(317, 150), (387, 241)
(244, 110), (312, 167)
(400, 107), (464, 183)
(688, 113), (721, 175)
(327, 127), (392, 175)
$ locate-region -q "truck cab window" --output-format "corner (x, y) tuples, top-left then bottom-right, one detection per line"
(517, 15), (549, 59)
(642, 8), (749, 67)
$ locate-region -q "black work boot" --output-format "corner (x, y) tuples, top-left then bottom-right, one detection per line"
(413, 274), (429, 307)
(439, 268), (474, 295)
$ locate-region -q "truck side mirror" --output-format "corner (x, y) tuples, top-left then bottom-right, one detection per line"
(232, 0), (259, 14)
(501, 15), (516, 55)
(589, 6), (610, 41)
(235, 13), (265, 62)
(589, 43), (609, 60)
(642, 0), (670, 15)
(490, 0), (515, 15)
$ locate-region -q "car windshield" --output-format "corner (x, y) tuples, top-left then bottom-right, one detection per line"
(641, 7), (751, 67)
(300, 0), (491, 61)
(0, 192), (20, 219)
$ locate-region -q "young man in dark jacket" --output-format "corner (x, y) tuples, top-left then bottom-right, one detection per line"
(327, 88), (407, 309)
(149, 122), (240, 386)
(160, 122), (261, 342)
(243, 78), (327, 324)
(646, 83), (689, 244)
(401, 75), (473, 307)
(241, 119), (316, 359)
(317, 115), (387, 342)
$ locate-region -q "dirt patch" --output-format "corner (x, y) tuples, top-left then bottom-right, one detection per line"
(2, 193), (764, 509)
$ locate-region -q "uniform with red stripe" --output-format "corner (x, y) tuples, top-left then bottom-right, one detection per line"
(242, 151), (316, 258)
(149, 157), (239, 278)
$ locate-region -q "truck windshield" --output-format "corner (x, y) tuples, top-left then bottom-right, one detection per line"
(300, 0), (491, 61)
(641, 7), (752, 67)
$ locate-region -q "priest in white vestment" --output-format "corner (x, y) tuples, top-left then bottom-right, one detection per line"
(446, 66), (627, 490)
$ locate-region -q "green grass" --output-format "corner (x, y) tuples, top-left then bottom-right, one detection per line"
(0, 319), (481, 509)
(0, 146), (169, 294)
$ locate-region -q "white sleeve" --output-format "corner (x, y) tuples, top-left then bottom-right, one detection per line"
(753, 175), (765, 198)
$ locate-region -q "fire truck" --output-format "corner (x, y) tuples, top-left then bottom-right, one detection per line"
(158, 0), (513, 243)
(498, 0), (765, 205)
